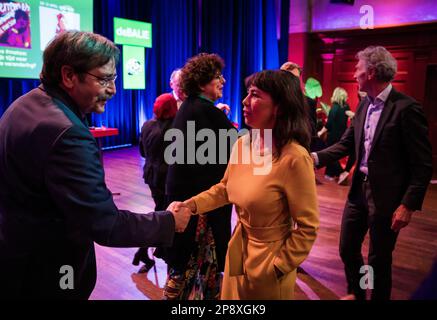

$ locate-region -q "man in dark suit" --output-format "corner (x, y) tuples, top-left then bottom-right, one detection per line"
(312, 46), (432, 300)
(0, 31), (191, 299)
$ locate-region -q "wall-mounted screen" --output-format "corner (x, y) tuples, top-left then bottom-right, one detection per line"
(0, 0), (93, 79)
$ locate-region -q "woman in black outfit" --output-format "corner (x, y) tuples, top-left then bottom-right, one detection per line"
(132, 93), (178, 273)
(162, 53), (235, 299)
(320, 87), (350, 180)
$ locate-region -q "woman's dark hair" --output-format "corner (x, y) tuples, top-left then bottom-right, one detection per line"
(180, 53), (225, 97)
(15, 9), (29, 21)
(247, 70), (311, 155)
(40, 31), (120, 87)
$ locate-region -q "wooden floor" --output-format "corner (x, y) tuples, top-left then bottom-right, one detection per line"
(89, 147), (437, 300)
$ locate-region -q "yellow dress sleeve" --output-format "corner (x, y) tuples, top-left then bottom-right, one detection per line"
(189, 165), (231, 215)
(273, 152), (320, 275)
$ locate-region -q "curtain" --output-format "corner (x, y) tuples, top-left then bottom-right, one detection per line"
(91, 0), (199, 148)
(200, 0), (284, 128)
(0, 0), (288, 147)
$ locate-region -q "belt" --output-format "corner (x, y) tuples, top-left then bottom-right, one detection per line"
(227, 221), (291, 276)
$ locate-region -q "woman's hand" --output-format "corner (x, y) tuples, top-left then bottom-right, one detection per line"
(183, 199), (197, 214)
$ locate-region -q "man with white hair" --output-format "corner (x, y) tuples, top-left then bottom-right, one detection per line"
(312, 46), (432, 300)
(169, 69), (186, 110)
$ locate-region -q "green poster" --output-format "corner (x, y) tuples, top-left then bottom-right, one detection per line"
(0, 0), (93, 79)
(114, 17), (152, 48)
(123, 45), (145, 90)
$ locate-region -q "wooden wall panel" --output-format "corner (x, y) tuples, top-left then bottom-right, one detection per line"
(302, 23), (437, 176)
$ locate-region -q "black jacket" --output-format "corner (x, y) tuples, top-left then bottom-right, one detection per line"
(317, 88), (432, 214)
(163, 95), (236, 271)
(0, 85), (175, 299)
(326, 102), (350, 145)
(166, 95), (236, 196)
(140, 118), (173, 190)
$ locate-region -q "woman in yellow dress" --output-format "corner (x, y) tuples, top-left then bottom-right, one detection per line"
(171, 70), (319, 299)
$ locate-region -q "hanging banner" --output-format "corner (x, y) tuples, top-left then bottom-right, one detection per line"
(114, 17), (151, 48)
(123, 45), (145, 89)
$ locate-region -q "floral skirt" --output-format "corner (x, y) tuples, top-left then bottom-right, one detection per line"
(163, 215), (222, 300)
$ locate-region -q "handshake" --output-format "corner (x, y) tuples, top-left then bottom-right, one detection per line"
(167, 199), (197, 233)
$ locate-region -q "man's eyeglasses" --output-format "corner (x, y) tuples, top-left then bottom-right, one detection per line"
(84, 71), (117, 87)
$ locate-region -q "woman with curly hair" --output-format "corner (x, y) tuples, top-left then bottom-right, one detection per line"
(162, 53), (236, 300)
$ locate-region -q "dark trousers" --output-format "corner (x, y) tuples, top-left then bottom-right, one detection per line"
(325, 161), (344, 177)
(151, 187), (167, 211)
(339, 173), (399, 300)
(133, 186), (167, 265)
(344, 153), (356, 173)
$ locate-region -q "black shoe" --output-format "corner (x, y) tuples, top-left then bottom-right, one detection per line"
(138, 259), (155, 273)
(132, 252), (142, 266)
(132, 247), (149, 266)
(132, 254), (140, 266)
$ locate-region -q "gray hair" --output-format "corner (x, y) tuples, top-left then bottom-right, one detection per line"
(40, 31), (119, 87)
(356, 46), (397, 82)
(170, 69), (181, 82)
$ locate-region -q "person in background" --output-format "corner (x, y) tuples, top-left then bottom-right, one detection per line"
(132, 93), (179, 273)
(280, 61), (323, 184)
(317, 87), (350, 181)
(280, 62), (317, 144)
(337, 91), (365, 186)
(171, 67), (230, 115)
(163, 53), (236, 300)
(169, 69), (186, 110)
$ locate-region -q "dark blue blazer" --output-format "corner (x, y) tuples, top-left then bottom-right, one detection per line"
(0, 85), (175, 299)
(317, 88), (432, 214)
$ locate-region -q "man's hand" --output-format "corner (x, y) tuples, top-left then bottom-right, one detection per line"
(310, 152), (318, 167)
(391, 204), (414, 232)
(167, 202), (191, 233)
(217, 103), (230, 115)
(317, 127), (327, 138)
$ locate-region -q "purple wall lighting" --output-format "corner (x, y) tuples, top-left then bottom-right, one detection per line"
(312, 0), (437, 31)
